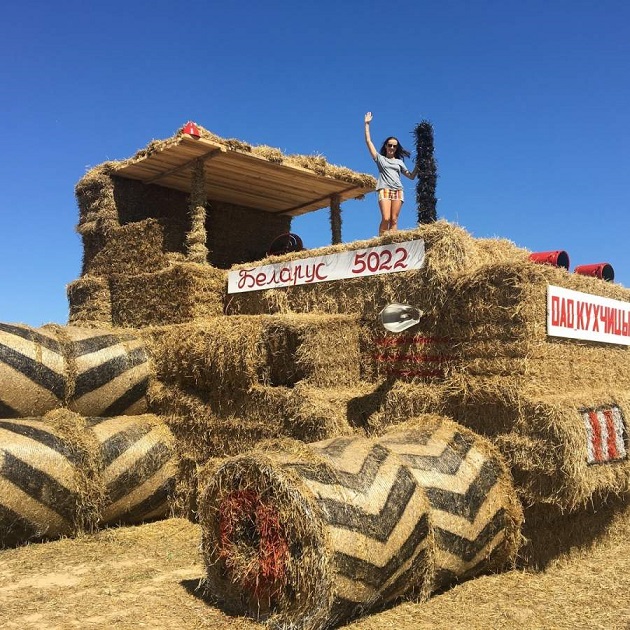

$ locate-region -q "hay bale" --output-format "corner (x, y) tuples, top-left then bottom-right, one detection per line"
(226, 221), (526, 318)
(377, 416), (522, 590)
(0, 323), (65, 417)
(207, 202), (292, 269)
(0, 412), (177, 547)
(88, 414), (177, 525)
(61, 325), (150, 416)
(144, 314), (361, 400)
(149, 382), (288, 462)
(347, 380), (449, 434)
(284, 383), (375, 441)
(440, 261), (630, 388)
(519, 492), (630, 569)
(260, 314), (361, 388)
(67, 275), (113, 327)
(75, 163), (120, 235)
(143, 318), (267, 396)
(443, 379), (630, 510)
(0, 323), (150, 417)
(82, 219), (170, 276)
(109, 263), (226, 327)
(149, 380), (370, 461)
(361, 326), (456, 384)
(0, 418), (99, 546)
(199, 415), (521, 629)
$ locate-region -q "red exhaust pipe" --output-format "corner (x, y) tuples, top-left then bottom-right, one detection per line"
(529, 250), (570, 270)
(574, 263), (614, 282)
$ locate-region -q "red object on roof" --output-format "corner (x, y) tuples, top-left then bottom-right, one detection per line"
(182, 121), (200, 138)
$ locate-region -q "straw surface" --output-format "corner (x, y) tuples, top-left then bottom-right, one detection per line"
(199, 415), (521, 629)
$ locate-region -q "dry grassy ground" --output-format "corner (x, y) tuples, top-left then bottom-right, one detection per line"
(1, 508), (629, 630)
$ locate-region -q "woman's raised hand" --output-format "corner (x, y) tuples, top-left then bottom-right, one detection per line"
(364, 112), (373, 124)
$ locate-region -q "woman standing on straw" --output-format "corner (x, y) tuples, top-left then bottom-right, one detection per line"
(364, 111), (417, 235)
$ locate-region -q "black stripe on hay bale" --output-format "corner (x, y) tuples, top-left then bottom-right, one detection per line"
(72, 332), (139, 356)
(1, 451), (78, 523)
(105, 441), (172, 504)
(0, 419), (78, 459)
(0, 400), (18, 418)
(100, 380), (149, 416)
(0, 343), (66, 398)
(374, 418), (522, 590)
(99, 420), (154, 468)
(314, 464), (421, 542)
(0, 503), (41, 548)
(198, 415), (521, 628)
(67, 328), (150, 417)
(72, 346), (148, 398)
(0, 322), (63, 353)
(0, 333), (66, 409)
(0, 416), (95, 544)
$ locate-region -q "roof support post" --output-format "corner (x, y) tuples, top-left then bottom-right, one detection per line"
(330, 194), (342, 245)
(185, 159), (209, 263)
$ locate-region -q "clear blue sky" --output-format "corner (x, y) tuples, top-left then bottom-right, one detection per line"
(1, 1), (628, 326)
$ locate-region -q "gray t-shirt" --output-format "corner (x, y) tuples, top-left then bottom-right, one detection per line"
(374, 153), (408, 190)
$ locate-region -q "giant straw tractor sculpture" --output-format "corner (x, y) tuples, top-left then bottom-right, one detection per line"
(1, 122), (628, 629)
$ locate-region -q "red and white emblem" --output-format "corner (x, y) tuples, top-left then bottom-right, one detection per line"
(582, 405), (627, 464)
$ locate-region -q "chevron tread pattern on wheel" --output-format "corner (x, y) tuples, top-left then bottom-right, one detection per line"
(0, 324), (149, 417)
(289, 436), (433, 609)
(0, 419), (81, 545)
(0, 415), (176, 546)
(380, 423), (516, 586)
(89, 416), (175, 525)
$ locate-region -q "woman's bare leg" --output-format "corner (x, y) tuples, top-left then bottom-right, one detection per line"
(389, 200), (403, 232)
(379, 198), (392, 235)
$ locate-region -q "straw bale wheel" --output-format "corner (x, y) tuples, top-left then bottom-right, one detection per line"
(0, 411), (177, 548)
(0, 322), (150, 418)
(199, 414), (522, 630)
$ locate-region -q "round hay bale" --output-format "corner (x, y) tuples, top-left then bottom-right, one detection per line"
(89, 415), (177, 525)
(378, 415), (523, 589)
(0, 323), (65, 417)
(200, 438), (433, 629)
(0, 416), (93, 547)
(0, 323), (150, 418)
(61, 326), (150, 416)
(0, 414), (177, 548)
(199, 416), (522, 628)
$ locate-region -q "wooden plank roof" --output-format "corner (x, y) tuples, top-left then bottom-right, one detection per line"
(114, 135), (375, 217)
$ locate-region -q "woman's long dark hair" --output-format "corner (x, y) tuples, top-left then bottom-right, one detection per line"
(379, 136), (411, 160)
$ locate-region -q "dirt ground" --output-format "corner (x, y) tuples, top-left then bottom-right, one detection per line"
(1, 507), (629, 630)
